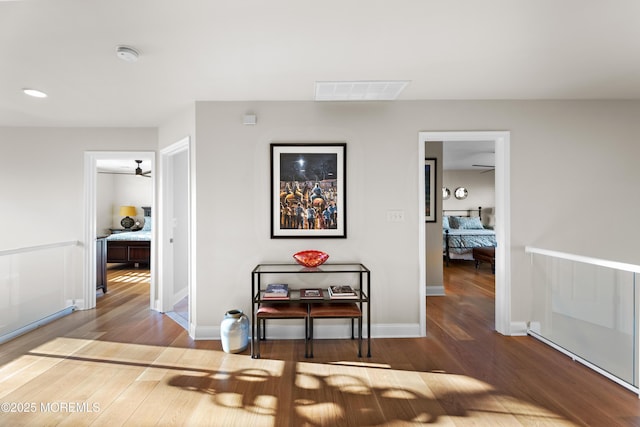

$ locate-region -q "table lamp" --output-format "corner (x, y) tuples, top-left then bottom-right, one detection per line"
(119, 206), (137, 229)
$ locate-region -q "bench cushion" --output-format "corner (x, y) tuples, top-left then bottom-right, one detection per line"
(309, 303), (361, 318)
(256, 303), (308, 318)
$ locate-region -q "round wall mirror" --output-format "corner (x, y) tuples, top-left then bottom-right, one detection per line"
(454, 187), (468, 200)
(442, 187), (450, 200)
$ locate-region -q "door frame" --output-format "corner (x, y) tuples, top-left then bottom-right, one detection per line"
(158, 137), (193, 334)
(418, 131), (511, 336)
(83, 151), (156, 310)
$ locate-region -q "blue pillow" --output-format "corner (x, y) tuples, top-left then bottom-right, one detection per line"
(142, 216), (152, 231)
(456, 216), (484, 230)
(442, 216), (450, 229)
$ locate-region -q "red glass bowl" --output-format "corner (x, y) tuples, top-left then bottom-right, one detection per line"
(293, 250), (329, 268)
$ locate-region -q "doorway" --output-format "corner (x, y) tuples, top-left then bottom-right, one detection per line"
(418, 131), (511, 336)
(83, 151), (156, 311)
(159, 137), (192, 333)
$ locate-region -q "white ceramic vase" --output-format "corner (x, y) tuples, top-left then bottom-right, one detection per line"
(220, 309), (249, 353)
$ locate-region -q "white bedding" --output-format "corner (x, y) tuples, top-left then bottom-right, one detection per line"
(105, 230), (151, 241)
(443, 227), (496, 260)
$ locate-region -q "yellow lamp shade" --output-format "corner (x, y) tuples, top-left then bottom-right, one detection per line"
(119, 206), (137, 217)
(119, 206), (137, 229)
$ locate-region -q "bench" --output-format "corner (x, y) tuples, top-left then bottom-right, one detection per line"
(255, 303), (309, 357)
(472, 247), (495, 274)
(308, 303), (362, 358)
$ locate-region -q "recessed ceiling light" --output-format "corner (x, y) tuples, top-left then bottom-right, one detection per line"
(315, 80), (410, 101)
(23, 88), (48, 98)
(116, 46), (139, 62)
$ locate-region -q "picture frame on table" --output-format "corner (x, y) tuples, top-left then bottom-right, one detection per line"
(271, 143), (346, 238)
(425, 158), (436, 222)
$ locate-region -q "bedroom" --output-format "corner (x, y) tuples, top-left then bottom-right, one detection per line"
(441, 140), (496, 271)
(442, 165), (496, 290)
(96, 158), (152, 292)
(425, 140), (497, 299)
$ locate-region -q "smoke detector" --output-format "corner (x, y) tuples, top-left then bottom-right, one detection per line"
(116, 46), (139, 63)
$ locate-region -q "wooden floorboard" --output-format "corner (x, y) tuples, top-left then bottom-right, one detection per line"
(0, 261), (639, 425)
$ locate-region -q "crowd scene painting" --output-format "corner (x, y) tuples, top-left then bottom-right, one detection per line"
(279, 180), (338, 230)
(278, 151), (339, 230)
(271, 144), (346, 238)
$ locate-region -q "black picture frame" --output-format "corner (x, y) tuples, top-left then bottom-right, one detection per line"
(271, 143), (346, 238)
(425, 158), (436, 222)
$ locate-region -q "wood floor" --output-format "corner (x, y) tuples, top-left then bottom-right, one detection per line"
(1, 262), (639, 426)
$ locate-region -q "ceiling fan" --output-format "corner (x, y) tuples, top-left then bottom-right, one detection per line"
(98, 160), (151, 178)
(472, 164), (495, 173)
(134, 160), (151, 178)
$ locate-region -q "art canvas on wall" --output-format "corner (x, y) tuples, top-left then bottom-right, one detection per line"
(271, 143), (346, 238)
(425, 158), (436, 222)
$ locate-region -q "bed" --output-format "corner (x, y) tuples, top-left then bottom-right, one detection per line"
(443, 207), (496, 266)
(106, 206), (151, 265)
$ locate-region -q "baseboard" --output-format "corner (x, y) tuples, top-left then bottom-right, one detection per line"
(192, 325), (220, 340)
(528, 321), (541, 334)
(189, 320), (518, 339)
(173, 287), (188, 306)
(426, 285), (446, 296)
(509, 321), (528, 336)
(71, 299), (85, 310)
(0, 306), (75, 345)
(191, 322), (422, 340)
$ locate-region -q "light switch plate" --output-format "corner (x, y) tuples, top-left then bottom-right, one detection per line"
(386, 210), (405, 222)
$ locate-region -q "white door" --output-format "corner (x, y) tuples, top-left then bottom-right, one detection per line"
(160, 138), (191, 331)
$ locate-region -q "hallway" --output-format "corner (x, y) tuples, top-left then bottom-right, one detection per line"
(0, 263), (638, 425)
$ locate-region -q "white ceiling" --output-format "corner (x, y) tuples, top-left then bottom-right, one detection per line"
(97, 159), (151, 175)
(442, 140), (495, 171)
(2, 1), (640, 128)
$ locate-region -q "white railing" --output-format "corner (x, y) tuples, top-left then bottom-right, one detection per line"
(525, 246), (639, 395)
(0, 241), (79, 343)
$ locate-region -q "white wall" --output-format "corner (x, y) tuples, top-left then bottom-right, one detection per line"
(191, 100), (640, 338)
(3, 100), (640, 339)
(425, 142), (444, 291)
(194, 101), (425, 338)
(96, 173), (152, 235)
(443, 169), (495, 226)
(97, 173), (115, 235)
(0, 127), (157, 300)
(108, 174), (153, 229)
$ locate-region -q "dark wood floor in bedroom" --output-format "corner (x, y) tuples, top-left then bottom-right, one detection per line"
(0, 261), (638, 425)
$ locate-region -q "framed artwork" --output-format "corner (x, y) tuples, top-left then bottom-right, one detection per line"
(271, 143), (346, 238)
(425, 158), (436, 222)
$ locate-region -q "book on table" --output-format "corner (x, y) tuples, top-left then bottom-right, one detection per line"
(328, 285), (357, 299)
(300, 288), (324, 299)
(263, 283), (289, 299)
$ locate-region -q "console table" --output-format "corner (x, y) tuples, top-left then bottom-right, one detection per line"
(251, 263), (371, 359)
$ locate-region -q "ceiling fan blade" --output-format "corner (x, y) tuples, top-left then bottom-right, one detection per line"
(98, 171), (134, 175)
(472, 164), (495, 168)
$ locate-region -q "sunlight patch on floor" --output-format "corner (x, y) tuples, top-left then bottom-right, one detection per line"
(110, 270), (150, 285)
(0, 338), (575, 426)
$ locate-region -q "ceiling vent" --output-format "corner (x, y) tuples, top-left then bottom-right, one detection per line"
(314, 80), (409, 101)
